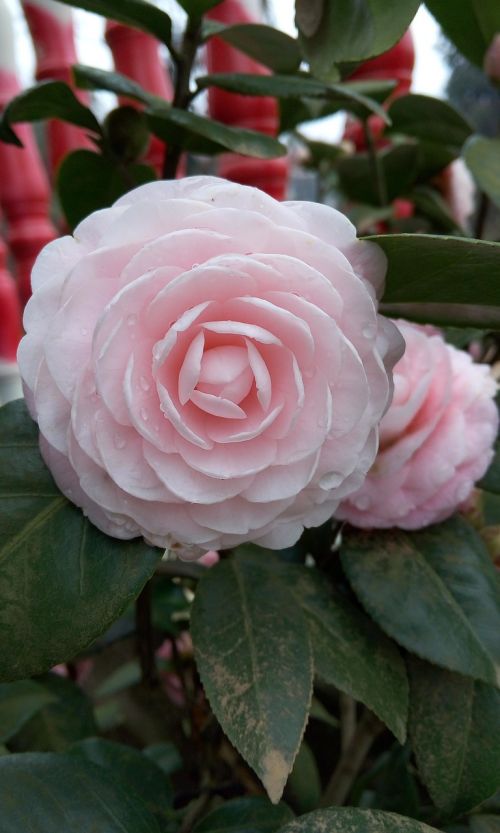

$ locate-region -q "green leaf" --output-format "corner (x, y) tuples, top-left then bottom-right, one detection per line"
(193, 796), (294, 833)
(57, 149), (156, 228)
(0, 681), (56, 744)
(196, 74), (390, 123)
(425, 0), (497, 67)
(178, 0), (223, 16)
(388, 95), (472, 153)
(286, 566), (408, 743)
(0, 399), (161, 682)
(191, 555), (313, 804)
(11, 673), (97, 752)
(73, 65), (162, 107)
(69, 738), (173, 823)
(286, 742), (322, 814)
(203, 23), (301, 73)
(409, 658), (500, 817)
(471, 818), (500, 833)
(341, 518), (500, 685)
(410, 186), (464, 234)
(370, 234), (500, 329)
(479, 441), (500, 495)
(277, 806), (441, 833)
(0, 81), (100, 146)
(464, 136), (500, 209)
(143, 742), (182, 776)
(147, 107), (286, 159)
(51, 0), (172, 47)
(337, 144), (420, 205)
(0, 752), (161, 831)
(296, 0), (421, 79)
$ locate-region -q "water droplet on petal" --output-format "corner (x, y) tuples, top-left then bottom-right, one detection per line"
(81, 327), (88, 336)
(139, 375), (150, 392)
(362, 322), (377, 339)
(191, 262), (200, 269)
(114, 433), (126, 449)
(140, 407), (149, 422)
(127, 314), (138, 327)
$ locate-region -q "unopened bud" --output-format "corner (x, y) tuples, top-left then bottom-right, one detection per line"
(484, 33), (500, 82)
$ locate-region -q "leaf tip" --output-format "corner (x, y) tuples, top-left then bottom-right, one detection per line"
(261, 749), (289, 804)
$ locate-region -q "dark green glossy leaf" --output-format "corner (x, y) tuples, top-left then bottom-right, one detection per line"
(57, 149), (156, 228)
(370, 234), (500, 329)
(203, 23), (301, 73)
(287, 567), (408, 743)
(0, 681), (56, 744)
(11, 674), (97, 753)
(410, 186), (464, 234)
(178, 0), (223, 16)
(196, 73), (390, 123)
(388, 95), (472, 153)
(464, 136), (500, 209)
(0, 81), (100, 146)
(52, 0), (172, 47)
(337, 144), (420, 205)
(277, 806), (441, 833)
(69, 738), (173, 822)
(410, 658), (500, 817)
(425, 0), (496, 66)
(296, 0), (421, 78)
(479, 441), (500, 495)
(341, 518), (500, 685)
(104, 107), (150, 163)
(193, 796), (294, 833)
(0, 399), (161, 682)
(0, 752), (161, 831)
(191, 555), (313, 804)
(147, 107), (286, 158)
(73, 65), (162, 107)
(143, 742), (182, 776)
(471, 817), (500, 833)
(286, 742), (321, 814)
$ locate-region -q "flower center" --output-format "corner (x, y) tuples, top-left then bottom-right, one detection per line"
(196, 346), (254, 404)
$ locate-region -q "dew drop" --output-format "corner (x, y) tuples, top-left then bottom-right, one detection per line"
(127, 313), (138, 327)
(362, 322), (377, 339)
(66, 488), (73, 498)
(80, 327), (88, 336)
(114, 433), (126, 449)
(191, 262), (200, 269)
(140, 407), (149, 422)
(139, 375), (150, 392)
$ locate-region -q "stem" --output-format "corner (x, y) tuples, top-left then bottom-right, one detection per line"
(135, 580), (158, 687)
(155, 560), (205, 581)
(163, 15), (202, 179)
(339, 694), (357, 752)
(320, 710), (384, 807)
(362, 119), (388, 207)
(474, 192), (489, 240)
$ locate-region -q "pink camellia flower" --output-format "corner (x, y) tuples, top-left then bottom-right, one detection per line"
(18, 176), (402, 555)
(337, 320), (498, 530)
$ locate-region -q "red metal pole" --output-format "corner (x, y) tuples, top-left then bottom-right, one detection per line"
(21, 0), (93, 175)
(206, 0), (288, 200)
(0, 0), (57, 306)
(106, 20), (174, 175)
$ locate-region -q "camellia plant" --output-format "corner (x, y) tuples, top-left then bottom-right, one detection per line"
(0, 1), (500, 832)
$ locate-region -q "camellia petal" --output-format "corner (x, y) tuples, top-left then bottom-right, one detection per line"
(18, 176), (403, 555)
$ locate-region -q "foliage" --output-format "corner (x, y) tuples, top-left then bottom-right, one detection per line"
(0, 0), (499, 830)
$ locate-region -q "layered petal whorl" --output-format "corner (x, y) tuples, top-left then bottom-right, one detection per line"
(19, 176), (402, 556)
(337, 320), (498, 530)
